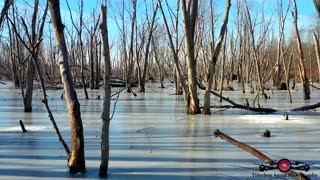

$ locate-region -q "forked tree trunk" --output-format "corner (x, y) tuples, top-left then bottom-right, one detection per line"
(24, 0), (39, 112)
(99, 5), (111, 177)
(181, 0), (201, 114)
(203, 0), (231, 114)
(292, 0), (310, 100)
(48, 0), (85, 174)
(138, 4), (158, 93)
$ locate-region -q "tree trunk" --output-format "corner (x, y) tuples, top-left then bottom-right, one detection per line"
(48, 0), (85, 174)
(138, 4), (158, 93)
(158, 0), (186, 96)
(202, 0), (231, 114)
(0, 0), (13, 28)
(23, 0), (40, 112)
(312, 31), (320, 83)
(292, 0), (310, 100)
(99, 5), (111, 177)
(181, 0), (201, 114)
(126, 0), (137, 93)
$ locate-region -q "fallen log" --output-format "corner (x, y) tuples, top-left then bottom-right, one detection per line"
(213, 129), (309, 180)
(291, 102), (320, 111)
(197, 81), (277, 113)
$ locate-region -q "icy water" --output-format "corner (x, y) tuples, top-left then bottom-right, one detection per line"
(0, 81), (320, 180)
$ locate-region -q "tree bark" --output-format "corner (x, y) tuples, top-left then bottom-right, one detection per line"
(292, 0), (310, 100)
(48, 0), (85, 174)
(99, 5), (111, 177)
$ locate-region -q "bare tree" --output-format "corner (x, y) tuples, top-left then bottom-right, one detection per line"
(158, 0), (186, 96)
(180, 0), (201, 114)
(138, 1), (158, 93)
(48, 0), (85, 173)
(125, 0), (137, 93)
(202, 0), (231, 114)
(292, 0), (310, 100)
(0, 0), (13, 28)
(66, 0), (89, 99)
(99, 4), (111, 177)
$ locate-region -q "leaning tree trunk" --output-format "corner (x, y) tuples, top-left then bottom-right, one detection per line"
(48, 0), (85, 174)
(99, 5), (111, 177)
(292, 0), (310, 100)
(203, 0), (231, 114)
(0, 0), (13, 28)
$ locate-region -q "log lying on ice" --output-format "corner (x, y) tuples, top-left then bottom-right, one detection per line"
(213, 129), (309, 180)
(291, 102), (320, 111)
(197, 81), (277, 113)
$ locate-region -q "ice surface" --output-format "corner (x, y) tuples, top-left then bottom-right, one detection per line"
(0, 81), (320, 179)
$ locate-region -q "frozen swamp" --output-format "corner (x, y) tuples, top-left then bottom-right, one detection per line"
(0, 81), (320, 180)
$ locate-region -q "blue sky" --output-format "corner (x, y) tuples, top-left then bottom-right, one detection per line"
(58, 0), (319, 40)
(1, 0), (319, 42)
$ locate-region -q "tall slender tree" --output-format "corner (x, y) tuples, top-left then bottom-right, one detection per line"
(292, 0), (310, 100)
(48, 0), (85, 173)
(180, 0), (201, 114)
(99, 3), (111, 177)
(202, 0), (231, 114)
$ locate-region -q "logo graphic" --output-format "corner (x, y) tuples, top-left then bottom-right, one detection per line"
(259, 159), (310, 172)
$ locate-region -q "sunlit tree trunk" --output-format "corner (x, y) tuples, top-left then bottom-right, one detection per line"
(292, 0), (310, 100)
(202, 0), (231, 114)
(180, 0), (201, 114)
(48, 0), (85, 173)
(99, 5), (111, 177)
(138, 3), (158, 93)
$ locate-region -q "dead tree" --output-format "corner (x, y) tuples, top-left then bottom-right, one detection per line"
(23, 0), (39, 112)
(66, 0), (89, 99)
(202, 0), (231, 114)
(273, 0), (291, 87)
(180, 0), (201, 114)
(99, 4), (111, 177)
(125, 0), (137, 93)
(312, 31), (320, 83)
(158, 0), (186, 96)
(138, 2), (158, 93)
(48, 0), (85, 174)
(292, 0), (310, 100)
(0, 0), (13, 28)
